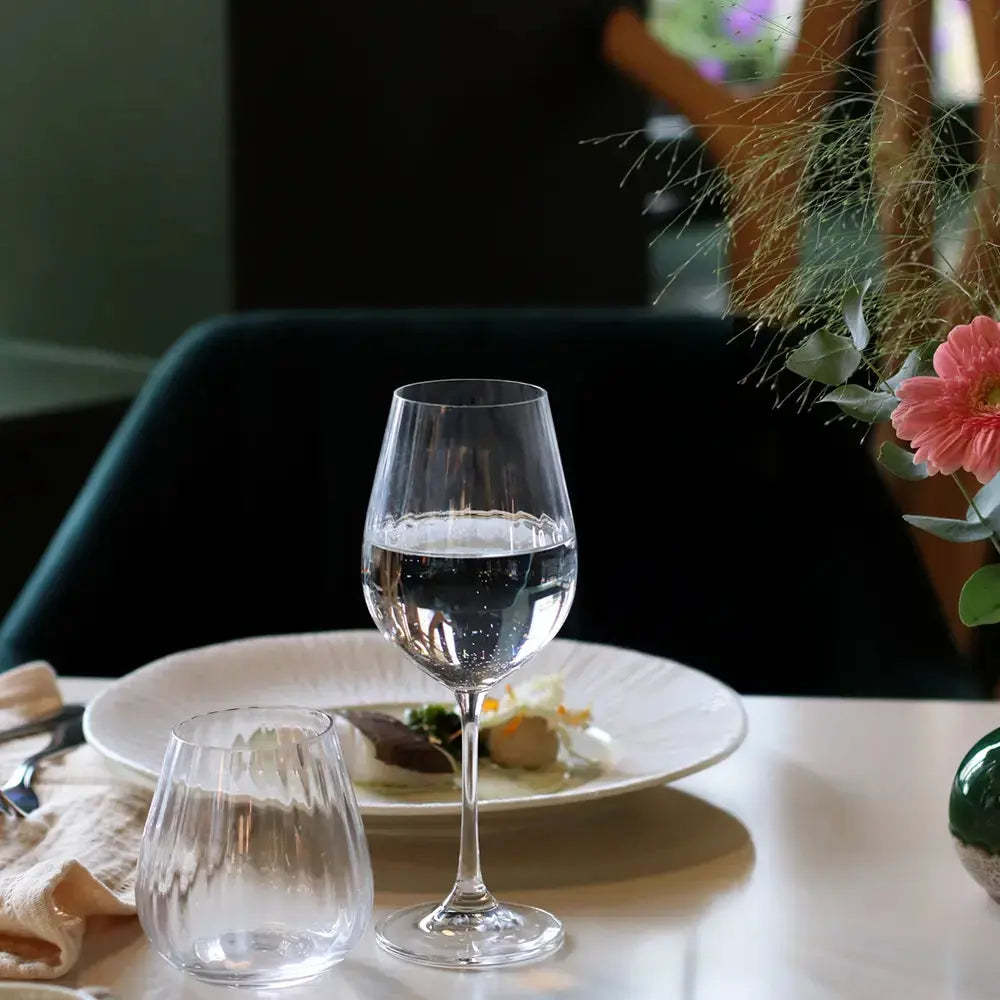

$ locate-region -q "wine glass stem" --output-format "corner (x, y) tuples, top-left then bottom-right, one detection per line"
(442, 689), (497, 914)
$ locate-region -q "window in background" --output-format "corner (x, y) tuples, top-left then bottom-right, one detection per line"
(933, 0), (979, 104)
(648, 0), (979, 99)
(647, 0), (802, 85)
(643, 0), (806, 173)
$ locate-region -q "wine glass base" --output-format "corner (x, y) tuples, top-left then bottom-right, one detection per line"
(375, 900), (564, 969)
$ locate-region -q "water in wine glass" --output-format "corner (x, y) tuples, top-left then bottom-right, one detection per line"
(363, 511), (577, 690)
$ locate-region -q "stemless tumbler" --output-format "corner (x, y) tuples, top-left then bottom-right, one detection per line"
(136, 707), (372, 988)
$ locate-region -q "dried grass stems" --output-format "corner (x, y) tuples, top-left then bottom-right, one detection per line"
(593, 0), (1000, 395)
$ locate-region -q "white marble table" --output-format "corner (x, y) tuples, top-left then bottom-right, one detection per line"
(54, 679), (1000, 999)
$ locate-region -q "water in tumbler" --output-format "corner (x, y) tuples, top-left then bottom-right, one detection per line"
(363, 512), (577, 690)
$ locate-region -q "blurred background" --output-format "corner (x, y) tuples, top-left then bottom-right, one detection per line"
(0, 0), (985, 676)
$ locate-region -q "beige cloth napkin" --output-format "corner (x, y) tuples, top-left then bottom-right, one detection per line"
(0, 663), (150, 980)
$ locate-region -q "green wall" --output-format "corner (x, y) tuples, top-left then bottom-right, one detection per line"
(0, 0), (229, 358)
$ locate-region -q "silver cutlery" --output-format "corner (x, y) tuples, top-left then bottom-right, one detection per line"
(0, 786), (23, 819)
(0, 702), (84, 745)
(1, 715), (86, 815)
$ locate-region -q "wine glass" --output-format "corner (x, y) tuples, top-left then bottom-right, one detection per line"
(362, 379), (577, 968)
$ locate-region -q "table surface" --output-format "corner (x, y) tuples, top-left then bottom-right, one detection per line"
(54, 678), (1000, 1000)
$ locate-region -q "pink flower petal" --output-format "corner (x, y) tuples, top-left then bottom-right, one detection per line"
(933, 337), (962, 378)
(923, 425), (968, 471)
(965, 425), (1000, 483)
(971, 315), (1000, 348)
(895, 376), (948, 402)
(891, 317), (1000, 481)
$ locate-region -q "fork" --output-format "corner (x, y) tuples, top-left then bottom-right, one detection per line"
(0, 786), (23, 819)
(2, 715), (86, 815)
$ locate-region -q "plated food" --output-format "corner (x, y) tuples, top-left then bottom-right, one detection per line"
(82, 631), (747, 816)
(332, 674), (596, 795)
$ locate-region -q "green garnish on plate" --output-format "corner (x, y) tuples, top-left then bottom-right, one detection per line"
(403, 704), (487, 760)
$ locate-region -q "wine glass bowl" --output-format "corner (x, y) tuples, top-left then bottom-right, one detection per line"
(362, 379), (576, 968)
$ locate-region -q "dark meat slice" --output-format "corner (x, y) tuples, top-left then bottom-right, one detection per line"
(338, 710), (453, 773)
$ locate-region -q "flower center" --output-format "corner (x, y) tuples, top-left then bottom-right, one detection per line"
(987, 384), (1000, 407)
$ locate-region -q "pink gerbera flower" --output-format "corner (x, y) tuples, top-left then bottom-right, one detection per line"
(892, 315), (1000, 483)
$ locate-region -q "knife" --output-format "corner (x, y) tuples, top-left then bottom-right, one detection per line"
(0, 703), (85, 745)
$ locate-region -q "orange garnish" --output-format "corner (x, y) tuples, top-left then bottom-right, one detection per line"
(557, 705), (591, 727)
(505, 684), (515, 698)
(483, 697), (500, 712)
(502, 714), (524, 736)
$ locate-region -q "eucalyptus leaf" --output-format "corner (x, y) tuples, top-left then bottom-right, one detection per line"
(959, 564), (1000, 627)
(967, 473), (1000, 532)
(902, 515), (995, 543)
(843, 278), (872, 350)
(877, 441), (929, 480)
(785, 330), (862, 386)
(885, 342), (937, 392)
(820, 385), (897, 422)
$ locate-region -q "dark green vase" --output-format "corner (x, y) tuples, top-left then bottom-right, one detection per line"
(950, 725), (1000, 900)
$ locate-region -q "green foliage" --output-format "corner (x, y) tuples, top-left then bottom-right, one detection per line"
(959, 565), (1000, 627)
(820, 385), (897, 422)
(877, 441), (928, 480)
(843, 279), (872, 350)
(964, 474), (1000, 535)
(902, 515), (994, 544)
(885, 343), (937, 392)
(785, 330), (862, 385)
(404, 704), (485, 760)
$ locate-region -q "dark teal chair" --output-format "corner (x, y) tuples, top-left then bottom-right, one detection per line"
(0, 310), (982, 697)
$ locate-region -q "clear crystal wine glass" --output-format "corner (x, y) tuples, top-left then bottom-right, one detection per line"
(362, 379), (577, 968)
(136, 706), (373, 987)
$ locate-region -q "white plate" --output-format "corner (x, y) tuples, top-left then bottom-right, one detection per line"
(83, 630), (746, 816)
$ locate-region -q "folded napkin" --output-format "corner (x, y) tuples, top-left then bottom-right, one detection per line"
(0, 663), (150, 979)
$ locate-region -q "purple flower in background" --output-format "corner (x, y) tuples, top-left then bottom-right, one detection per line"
(723, 0), (773, 40)
(696, 57), (727, 82)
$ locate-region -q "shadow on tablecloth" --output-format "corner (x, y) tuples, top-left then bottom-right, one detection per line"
(367, 785), (754, 916)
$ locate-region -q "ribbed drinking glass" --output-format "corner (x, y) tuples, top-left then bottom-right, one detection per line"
(136, 706), (372, 988)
